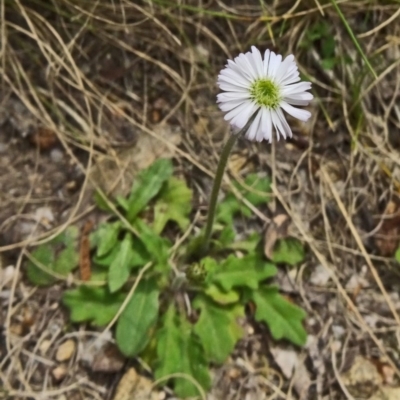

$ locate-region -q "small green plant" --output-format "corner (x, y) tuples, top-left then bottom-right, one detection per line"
(26, 46), (314, 398)
(26, 158), (307, 398)
(300, 20), (341, 70)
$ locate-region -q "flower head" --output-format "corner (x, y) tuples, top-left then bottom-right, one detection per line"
(217, 46), (313, 142)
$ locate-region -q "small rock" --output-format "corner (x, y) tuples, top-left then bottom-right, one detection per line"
(341, 356), (382, 398)
(309, 264), (332, 286)
(228, 367), (241, 380)
(50, 148), (63, 163)
(19, 221), (37, 235)
(332, 325), (345, 338)
(346, 273), (369, 291)
(270, 347), (298, 379)
(52, 365), (68, 381)
(368, 386), (400, 400)
(9, 323), (23, 336)
(113, 368), (158, 400)
(56, 339), (75, 362)
(79, 331), (113, 365)
(34, 207), (54, 228)
(39, 339), (52, 354)
(0, 265), (16, 287)
(247, 325), (254, 335)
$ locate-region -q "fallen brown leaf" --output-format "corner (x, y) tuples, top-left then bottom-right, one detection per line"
(79, 220), (94, 281)
(91, 344), (125, 373)
(29, 127), (58, 150)
(374, 199), (400, 256)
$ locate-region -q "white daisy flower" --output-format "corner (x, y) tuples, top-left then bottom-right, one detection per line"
(217, 46), (313, 142)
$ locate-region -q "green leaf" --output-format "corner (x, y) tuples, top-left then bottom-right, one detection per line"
(217, 173), (271, 226)
(396, 247), (400, 263)
(228, 232), (260, 252)
(26, 227), (79, 286)
(26, 244), (56, 286)
(94, 190), (113, 212)
(155, 307), (211, 398)
(155, 306), (180, 379)
(252, 286), (307, 346)
(93, 242), (122, 267)
(214, 225), (236, 249)
(204, 284), (239, 305)
(243, 174), (272, 206)
(134, 219), (171, 267)
(116, 195), (130, 211)
(216, 195), (239, 227)
(193, 295), (244, 363)
(153, 177), (192, 234)
(126, 158), (173, 221)
(130, 238), (152, 268)
(54, 245), (79, 276)
(116, 278), (159, 357)
(63, 286), (125, 326)
(108, 233), (134, 292)
(271, 238), (305, 266)
(93, 221), (122, 258)
(94, 237), (150, 270)
(321, 57), (336, 70)
(209, 254), (277, 291)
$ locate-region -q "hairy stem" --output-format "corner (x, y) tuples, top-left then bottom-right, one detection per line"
(200, 133), (238, 255)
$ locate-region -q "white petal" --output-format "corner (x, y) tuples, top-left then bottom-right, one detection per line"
(231, 102), (258, 129)
(281, 81), (312, 96)
(268, 52), (282, 79)
(270, 111), (281, 140)
(271, 109), (291, 140)
(280, 101), (312, 121)
(227, 59), (245, 75)
(258, 109), (272, 142)
(217, 92), (251, 102)
(279, 69), (300, 85)
(245, 109), (262, 141)
(275, 54), (294, 83)
(219, 68), (250, 85)
(276, 108), (293, 138)
(225, 101), (257, 129)
(218, 98), (247, 112)
(218, 72), (250, 88)
(263, 49), (271, 75)
(250, 46), (264, 78)
(283, 92), (313, 106)
(218, 81), (250, 92)
(282, 98), (310, 106)
(224, 100), (250, 123)
(230, 55), (254, 82)
(245, 53), (261, 80)
(235, 53), (258, 81)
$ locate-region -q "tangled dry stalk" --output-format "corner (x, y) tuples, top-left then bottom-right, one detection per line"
(1, 1), (400, 399)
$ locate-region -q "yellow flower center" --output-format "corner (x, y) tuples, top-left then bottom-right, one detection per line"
(250, 79), (281, 109)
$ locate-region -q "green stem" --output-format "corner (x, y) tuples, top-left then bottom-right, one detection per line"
(330, 0), (377, 79)
(200, 133), (238, 255)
